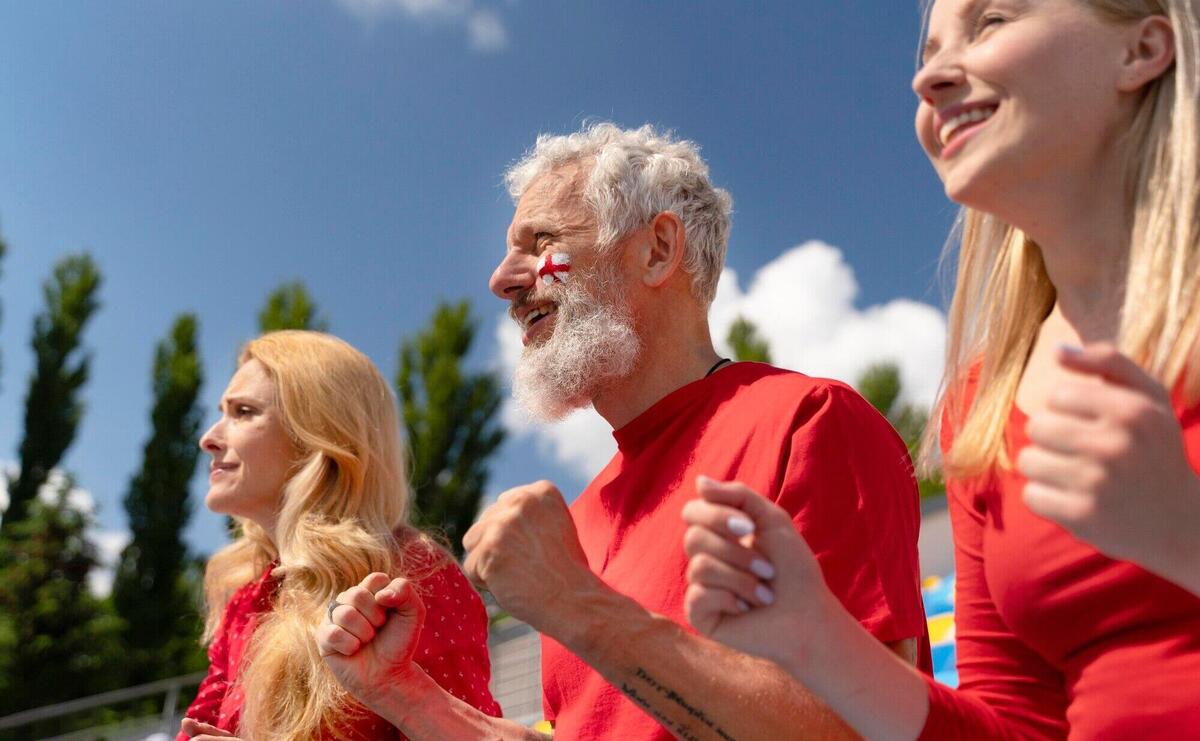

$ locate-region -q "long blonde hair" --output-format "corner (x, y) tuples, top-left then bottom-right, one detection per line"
(202, 330), (438, 739)
(922, 0), (1200, 476)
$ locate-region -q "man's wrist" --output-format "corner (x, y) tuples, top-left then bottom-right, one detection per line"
(538, 575), (646, 658)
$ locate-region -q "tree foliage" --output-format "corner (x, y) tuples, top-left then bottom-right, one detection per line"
(3, 254), (101, 534)
(857, 362), (944, 498)
(397, 301), (505, 556)
(258, 280), (327, 332)
(726, 316), (772, 364)
(0, 475), (126, 734)
(112, 314), (207, 683)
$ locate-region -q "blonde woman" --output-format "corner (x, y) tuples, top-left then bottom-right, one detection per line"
(679, 0), (1200, 738)
(176, 331), (500, 740)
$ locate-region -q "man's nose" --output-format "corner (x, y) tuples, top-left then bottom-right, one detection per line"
(489, 250), (537, 300)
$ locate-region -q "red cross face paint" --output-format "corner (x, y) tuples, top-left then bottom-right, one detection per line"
(537, 253), (571, 285)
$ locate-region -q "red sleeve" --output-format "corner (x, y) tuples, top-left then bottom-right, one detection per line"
(411, 560), (503, 718)
(175, 603), (234, 740)
(917, 408), (1068, 740)
(774, 383), (928, 653)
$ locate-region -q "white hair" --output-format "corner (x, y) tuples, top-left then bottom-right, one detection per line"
(504, 122), (734, 306)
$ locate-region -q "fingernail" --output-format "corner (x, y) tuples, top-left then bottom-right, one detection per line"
(750, 558), (776, 580)
(696, 475), (714, 488)
(727, 516), (755, 536)
(1058, 343), (1083, 355)
(736, 598), (750, 613)
(755, 584), (775, 605)
(378, 590), (395, 601)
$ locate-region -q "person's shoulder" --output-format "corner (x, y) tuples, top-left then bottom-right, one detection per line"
(719, 362), (880, 419)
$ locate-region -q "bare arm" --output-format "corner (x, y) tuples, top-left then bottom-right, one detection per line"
(318, 573), (549, 741)
(545, 581), (919, 741)
(368, 666), (550, 741)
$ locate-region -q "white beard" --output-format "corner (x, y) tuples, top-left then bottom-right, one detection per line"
(512, 266), (641, 421)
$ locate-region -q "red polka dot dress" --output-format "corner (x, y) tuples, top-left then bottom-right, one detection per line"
(177, 548), (501, 739)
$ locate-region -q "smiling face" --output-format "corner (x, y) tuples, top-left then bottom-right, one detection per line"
(490, 163), (643, 420)
(199, 359), (298, 533)
(913, 0), (1133, 208)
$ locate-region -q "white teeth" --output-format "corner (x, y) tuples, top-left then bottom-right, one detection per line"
(938, 106), (996, 147)
(523, 305), (557, 328)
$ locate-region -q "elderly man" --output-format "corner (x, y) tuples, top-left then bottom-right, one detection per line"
(318, 123), (929, 740)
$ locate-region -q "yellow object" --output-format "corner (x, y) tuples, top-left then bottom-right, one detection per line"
(927, 613), (956, 644)
(532, 720), (553, 734)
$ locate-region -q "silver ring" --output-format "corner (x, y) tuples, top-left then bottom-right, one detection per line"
(327, 599), (342, 623)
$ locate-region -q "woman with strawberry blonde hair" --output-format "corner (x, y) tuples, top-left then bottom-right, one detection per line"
(680, 0), (1200, 737)
(177, 330), (499, 740)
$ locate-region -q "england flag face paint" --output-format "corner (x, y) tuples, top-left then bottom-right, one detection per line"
(537, 252), (571, 285)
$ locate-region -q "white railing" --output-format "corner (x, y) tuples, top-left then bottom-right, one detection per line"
(0, 671), (205, 740)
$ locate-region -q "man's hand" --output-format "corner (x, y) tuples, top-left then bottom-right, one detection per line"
(317, 573), (428, 711)
(463, 481), (602, 635)
(1017, 343), (1200, 592)
(681, 476), (841, 674)
(179, 718), (240, 740)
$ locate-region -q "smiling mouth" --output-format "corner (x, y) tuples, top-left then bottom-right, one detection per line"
(939, 105), (998, 148)
(523, 304), (558, 330)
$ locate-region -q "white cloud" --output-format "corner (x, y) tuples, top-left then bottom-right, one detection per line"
(87, 528), (131, 598)
(467, 9), (509, 52)
(335, 0), (510, 52)
(493, 242), (947, 482)
(711, 241), (947, 408)
(0, 463), (131, 598)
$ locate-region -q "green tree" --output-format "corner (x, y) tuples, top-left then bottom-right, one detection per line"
(397, 301), (505, 556)
(259, 280), (327, 332)
(726, 316), (772, 363)
(2, 254), (101, 535)
(112, 314), (207, 684)
(857, 362), (944, 498)
(0, 487), (125, 735)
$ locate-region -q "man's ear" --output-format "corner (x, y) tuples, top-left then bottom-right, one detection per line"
(1117, 14), (1174, 93)
(638, 212), (686, 288)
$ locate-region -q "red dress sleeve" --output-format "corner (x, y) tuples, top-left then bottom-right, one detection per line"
(918, 401), (1068, 740)
(774, 383), (930, 656)
(410, 559), (503, 718)
(918, 476), (1069, 740)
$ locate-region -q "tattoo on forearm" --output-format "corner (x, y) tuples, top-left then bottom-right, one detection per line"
(618, 667), (737, 741)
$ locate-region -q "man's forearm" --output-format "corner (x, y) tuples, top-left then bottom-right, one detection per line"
(545, 582), (862, 741)
(369, 666), (549, 741)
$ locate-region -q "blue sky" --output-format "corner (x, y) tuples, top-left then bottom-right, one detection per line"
(0, 1), (956, 568)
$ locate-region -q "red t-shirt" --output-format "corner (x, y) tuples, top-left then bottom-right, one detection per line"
(541, 362), (932, 740)
(920, 393), (1200, 739)
(178, 548), (501, 740)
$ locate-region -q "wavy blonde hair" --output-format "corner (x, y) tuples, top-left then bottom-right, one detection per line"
(921, 0), (1200, 476)
(201, 330), (440, 739)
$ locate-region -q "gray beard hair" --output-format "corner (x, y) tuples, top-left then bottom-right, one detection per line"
(512, 270), (641, 422)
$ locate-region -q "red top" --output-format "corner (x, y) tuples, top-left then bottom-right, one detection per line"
(920, 395), (1200, 739)
(178, 549), (501, 740)
(541, 362), (932, 740)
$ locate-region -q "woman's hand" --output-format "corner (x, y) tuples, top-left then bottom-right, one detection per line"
(317, 572), (428, 710)
(1018, 343), (1200, 594)
(681, 476), (840, 673)
(179, 718), (240, 740)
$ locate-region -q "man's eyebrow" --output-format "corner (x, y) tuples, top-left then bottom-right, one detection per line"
(510, 220), (557, 244)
